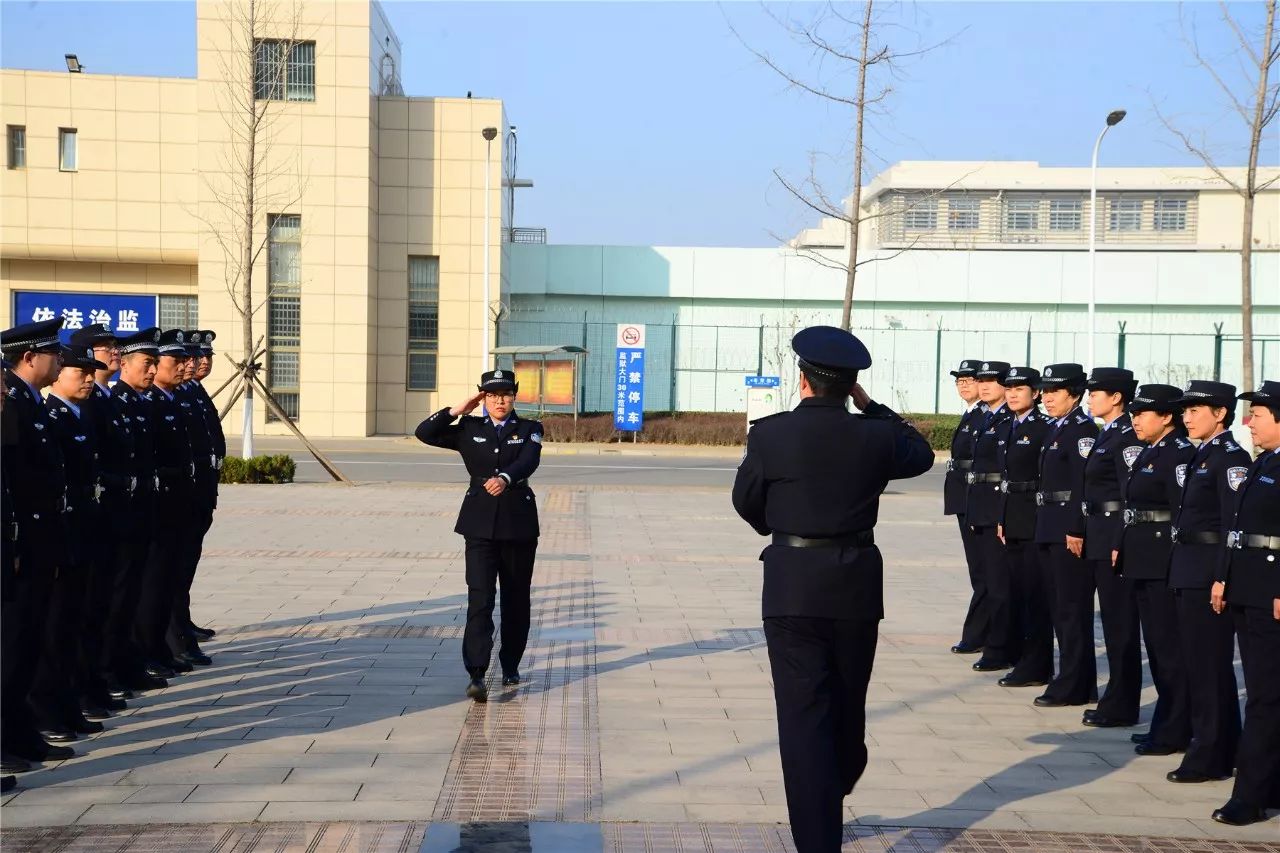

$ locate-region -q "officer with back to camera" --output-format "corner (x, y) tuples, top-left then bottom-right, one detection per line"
(732, 326), (934, 853)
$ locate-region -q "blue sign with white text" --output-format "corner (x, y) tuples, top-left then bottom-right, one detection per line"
(14, 291), (158, 341)
(614, 348), (645, 431)
(745, 375), (781, 388)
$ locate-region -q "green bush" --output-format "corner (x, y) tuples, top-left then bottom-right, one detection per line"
(903, 413), (962, 451)
(219, 454), (296, 484)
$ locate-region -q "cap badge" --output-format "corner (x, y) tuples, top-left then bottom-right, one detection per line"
(85, 348), (93, 359)
(981, 363), (989, 371)
(176, 331), (184, 343)
(152, 330), (161, 342)
(1045, 367), (1053, 377)
(1009, 368), (1018, 377)
(494, 370), (504, 379)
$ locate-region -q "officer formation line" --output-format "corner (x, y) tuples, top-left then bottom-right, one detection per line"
(942, 360), (1280, 830)
(1, 318), (225, 796)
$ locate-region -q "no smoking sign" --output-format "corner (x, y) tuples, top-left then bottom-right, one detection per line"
(616, 324), (646, 349)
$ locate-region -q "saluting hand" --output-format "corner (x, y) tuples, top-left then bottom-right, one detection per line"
(483, 477), (507, 496)
(1210, 581), (1226, 614)
(850, 383), (872, 411)
(450, 392), (486, 418)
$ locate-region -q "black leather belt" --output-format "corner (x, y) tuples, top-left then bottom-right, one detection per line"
(1036, 490), (1072, 506)
(773, 530), (875, 549)
(1083, 500), (1124, 517)
(1227, 531), (1280, 551)
(1002, 481), (1038, 494)
(1124, 509), (1173, 526)
(947, 459), (973, 472)
(966, 472), (1002, 485)
(1172, 529), (1222, 546)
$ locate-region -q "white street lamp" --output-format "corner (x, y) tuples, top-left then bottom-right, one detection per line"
(1087, 109), (1126, 370)
(481, 127), (498, 374)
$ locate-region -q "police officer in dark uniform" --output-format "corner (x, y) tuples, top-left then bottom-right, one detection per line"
(1114, 385), (1195, 755)
(1078, 368), (1145, 729)
(0, 364), (19, 789)
(732, 326), (933, 853)
(1167, 380), (1249, 784)
(1210, 380), (1280, 826)
(944, 359), (988, 655)
(179, 330), (224, 642)
(964, 362), (1016, 671)
(0, 317), (76, 762)
(1031, 363), (1099, 709)
(995, 367), (1055, 687)
(110, 328), (170, 690)
(415, 369), (544, 702)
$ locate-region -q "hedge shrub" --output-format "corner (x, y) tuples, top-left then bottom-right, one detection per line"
(219, 454), (297, 484)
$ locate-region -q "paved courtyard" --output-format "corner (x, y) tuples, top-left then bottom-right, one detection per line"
(1, 477), (1277, 850)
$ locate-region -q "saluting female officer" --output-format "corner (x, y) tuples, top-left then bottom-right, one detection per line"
(416, 370), (543, 702)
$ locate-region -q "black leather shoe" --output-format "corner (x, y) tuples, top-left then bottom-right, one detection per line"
(41, 743), (74, 760)
(161, 657), (193, 674)
(6, 739), (72, 762)
(972, 658), (1012, 672)
(106, 685), (134, 701)
(1, 775), (15, 793)
(502, 672), (521, 686)
(1034, 695), (1080, 708)
(68, 717), (104, 735)
(39, 728), (77, 743)
(1082, 714), (1137, 728)
(1168, 769), (1230, 784)
(1135, 742), (1183, 756)
(81, 704), (113, 721)
(144, 662), (176, 679)
(998, 675), (1047, 687)
(181, 650), (213, 667)
(0, 754), (31, 773)
(465, 678), (488, 703)
(950, 641), (983, 655)
(1130, 732), (1151, 744)
(189, 624), (216, 640)
(124, 673), (168, 690)
(1212, 798), (1267, 826)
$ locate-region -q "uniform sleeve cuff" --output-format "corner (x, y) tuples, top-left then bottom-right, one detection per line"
(498, 472), (511, 484)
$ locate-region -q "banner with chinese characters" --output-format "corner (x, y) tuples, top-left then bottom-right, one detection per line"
(614, 323), (646, 432)
(514, 359), (576, 407)
(14, 291), (158, 339)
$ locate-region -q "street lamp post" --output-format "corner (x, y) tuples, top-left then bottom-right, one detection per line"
(481, 127), (498, 373)
(1087, 109), (1126, 370)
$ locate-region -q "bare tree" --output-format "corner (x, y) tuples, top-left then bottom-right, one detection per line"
(732, 2), (956, 330)
(1154, 0), (1279, 392)
(196, 0), (349, 482)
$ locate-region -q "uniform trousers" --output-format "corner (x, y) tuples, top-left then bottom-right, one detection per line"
(957, 516), (988, 647)
(1172, 589), (1240, 778)
(1230, 604), (1280, 809)
(167, 499), (213, 657)
(462, 537), (537, 677)
(136, 487), (193, 662)
(0, 536), (35, 750)
(27, 535), (87, 729)
(99, 493), (150, 680)
(1041, 543), (1097, 704)
(1005, 539), (1053, 683)
(975, 526), (1019, 663)
(1092, 559), (1142, 722)
(1132, 579), (1190, 748)
(764, 615), (878, 853)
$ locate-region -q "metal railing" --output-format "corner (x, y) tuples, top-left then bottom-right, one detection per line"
(506, 227), (547, 244)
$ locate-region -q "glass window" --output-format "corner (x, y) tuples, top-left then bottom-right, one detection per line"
(266, 214), (301, 421)
(254, 39), (316, 102)
(1048, 198), (1082, 231)
(1109, 197), (1143, 231)
(1005, 198), (1039, 231)
(158, 295), (198, 328)
(947, 197), (980, 231)
(407, 256), (440, 391)
(1153, 197), (1188, 231)
(7, 126), (25, 169)
(59, 128), (77, 171)
(902, 196), (937, 231)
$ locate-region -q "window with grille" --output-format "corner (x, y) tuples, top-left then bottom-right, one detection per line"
(1049, 198), (1082, 231)
(159, 295), (198, 328)
(1004, 198), (1039, 232)
(59, 128), (77, 171)
(266, 214), (301, 421)
(1109, 197), (1143, 232)
(407, 256), (439, 391)
(254, 39), (316, 102)
(1153, 197), (1188, 231)
(7, 126), (25, 169)
(947, 197), (980, 231)
(902, 196), (937, 231)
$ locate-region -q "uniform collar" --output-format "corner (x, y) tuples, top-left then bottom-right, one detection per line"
(16, 374), (44, 401)
(49, 392), (81, 418)
(152, 385), (175, 401)
(95, 381), (111, 395)
(798, 396), (848, 409)
(1015, 409), (1035, 424)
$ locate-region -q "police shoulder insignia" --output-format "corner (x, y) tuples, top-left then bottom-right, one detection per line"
(1175, 464), (1188, 488)
(1175, 437), (1193, 449)
(1075, 414), (1090, 424)
(1227, 466), (1248, 491)
(1122, 445), (1143, 469)
(1225, 441), (1240, 452)
(531, 432), (542, 444)
(1077, 437), (1095, 458)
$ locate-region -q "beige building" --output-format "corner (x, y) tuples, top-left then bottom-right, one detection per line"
(2, 0), (508, 437)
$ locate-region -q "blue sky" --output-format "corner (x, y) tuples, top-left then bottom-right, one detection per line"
(2, 1), (1275, 247)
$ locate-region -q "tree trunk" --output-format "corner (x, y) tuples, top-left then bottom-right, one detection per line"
(1239, 0), (1275, 395)
(840, 0), (873, 332)
(242, 0), (259, 458)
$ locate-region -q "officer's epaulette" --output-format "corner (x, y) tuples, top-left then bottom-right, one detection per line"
(1074, 413), (1091, 424)
(1224, 439), (1241, 452)
(749, 411), (787, 427)
(1120, 425), (1133, 434)
(1174, 436), (1193, 449)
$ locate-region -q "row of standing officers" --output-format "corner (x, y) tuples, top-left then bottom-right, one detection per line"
(1, 317), (225, 792)
(943, 360), (1280, 828)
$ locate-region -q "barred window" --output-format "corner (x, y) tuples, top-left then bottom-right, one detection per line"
(159, 295), (198, 328)
(407, 256), (439, 391)
(266, 214), (301, 421)
(1153, 197), (1188, 231)
(7, 126), (25, 169)
(1005, 198), (1039, 231)
(1109, 197), (1143, 232)
(1049, 198), (1082, 231)
(947, 197), (980, 231)
(254, 39), (316, 103)
(902, 196), (937, 231)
